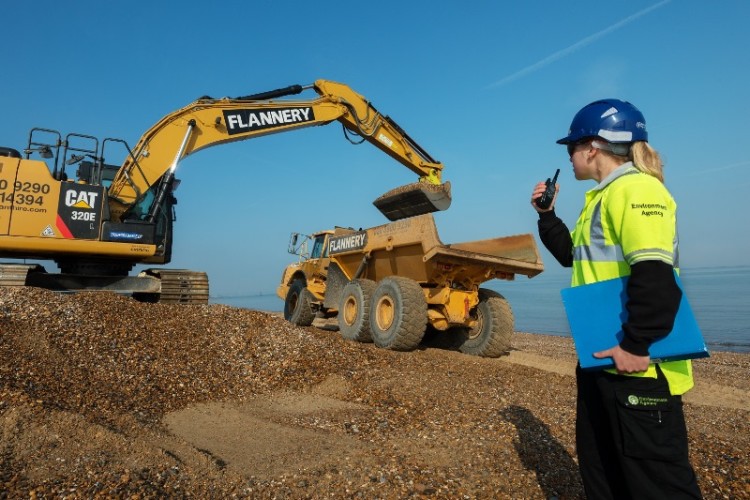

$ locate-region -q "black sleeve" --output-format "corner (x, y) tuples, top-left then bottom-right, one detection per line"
(619, 260), (682, 356)
(537, 210), (573, 267)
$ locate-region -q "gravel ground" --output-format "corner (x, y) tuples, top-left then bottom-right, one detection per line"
(0, 287), (748, 499)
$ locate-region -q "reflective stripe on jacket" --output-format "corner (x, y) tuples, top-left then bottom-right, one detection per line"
(571, 162), (693, 395)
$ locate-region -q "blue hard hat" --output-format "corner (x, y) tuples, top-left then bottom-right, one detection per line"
(556, 99), (648, 145)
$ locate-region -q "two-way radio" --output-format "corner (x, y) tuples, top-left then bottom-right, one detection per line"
(535, 168), (560, 210)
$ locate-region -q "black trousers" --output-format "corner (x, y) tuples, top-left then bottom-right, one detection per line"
(576, 365), (702, 499)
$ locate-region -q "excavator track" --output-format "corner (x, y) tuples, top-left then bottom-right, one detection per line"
(0, 264), (209, 305)
(0, 264), (43, 287)
(141, 269), (210, 305)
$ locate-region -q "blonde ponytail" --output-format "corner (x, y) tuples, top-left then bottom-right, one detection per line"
(630, 141), (664, 183)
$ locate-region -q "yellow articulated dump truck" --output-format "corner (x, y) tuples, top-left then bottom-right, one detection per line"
(276, 214), (544, 357)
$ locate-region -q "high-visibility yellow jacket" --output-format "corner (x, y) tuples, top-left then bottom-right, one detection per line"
(571, 162), (693, 395)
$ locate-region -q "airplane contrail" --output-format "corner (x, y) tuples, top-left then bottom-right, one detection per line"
(486, 0), (672, 89)
(684, 161), (750, 176)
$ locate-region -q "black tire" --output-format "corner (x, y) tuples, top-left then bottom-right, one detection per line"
(458, 288), (514, 357)
(369, 276), (427, 351)
(284, 280), (315, 326)
(338, 279), (377, 343)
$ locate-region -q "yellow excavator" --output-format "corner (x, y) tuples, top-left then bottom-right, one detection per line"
(0, 79), (451, 303)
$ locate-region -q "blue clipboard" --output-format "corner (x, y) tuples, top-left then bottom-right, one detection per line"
(561, 274), (709, 370)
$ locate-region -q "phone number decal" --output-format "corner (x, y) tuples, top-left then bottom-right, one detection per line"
(0, 180), (51, 206)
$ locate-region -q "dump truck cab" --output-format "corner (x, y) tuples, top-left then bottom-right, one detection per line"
(276, 226), (358, 324)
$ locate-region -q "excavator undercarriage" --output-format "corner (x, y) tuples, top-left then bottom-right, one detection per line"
(0, 263), (208, 304)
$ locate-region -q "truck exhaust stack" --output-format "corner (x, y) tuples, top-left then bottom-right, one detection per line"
(373, 181), (452, 221)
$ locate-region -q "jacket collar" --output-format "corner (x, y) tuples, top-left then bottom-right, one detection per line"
(593, 161), (638, 191)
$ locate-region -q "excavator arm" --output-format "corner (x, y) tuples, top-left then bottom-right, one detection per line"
(108, 79), (450, 222)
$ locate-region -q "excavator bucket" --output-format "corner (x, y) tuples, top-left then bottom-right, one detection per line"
(373, 181), (452, 221)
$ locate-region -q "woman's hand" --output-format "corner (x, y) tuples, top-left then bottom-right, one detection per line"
(531, 181), (558, 212)
(594, 345), (650, 373)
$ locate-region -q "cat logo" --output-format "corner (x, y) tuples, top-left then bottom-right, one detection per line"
(64, 189), (99, 209)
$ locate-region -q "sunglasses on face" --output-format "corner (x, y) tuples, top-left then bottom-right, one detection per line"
(567, 141), (590, 157)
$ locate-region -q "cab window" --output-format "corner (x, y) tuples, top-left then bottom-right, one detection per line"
(311, 235), (327, 258)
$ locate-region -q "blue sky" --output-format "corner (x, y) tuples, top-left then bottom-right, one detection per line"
(2, 0), (749, 297)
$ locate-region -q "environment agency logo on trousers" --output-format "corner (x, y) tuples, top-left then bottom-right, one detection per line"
(626, 394), (669, 407)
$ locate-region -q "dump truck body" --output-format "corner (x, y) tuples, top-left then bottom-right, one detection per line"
(277, 214), (543, 357)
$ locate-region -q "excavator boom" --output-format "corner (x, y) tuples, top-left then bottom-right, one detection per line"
(108, 79), (451, 222)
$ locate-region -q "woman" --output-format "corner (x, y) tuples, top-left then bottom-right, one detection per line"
(531, 99), (702, 499)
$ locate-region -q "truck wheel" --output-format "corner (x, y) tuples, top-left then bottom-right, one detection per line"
(458, 288), (514, 357)
(370, 276), (427, 351)
(284, 280), (315, 326)
(338, 279), (376, 343)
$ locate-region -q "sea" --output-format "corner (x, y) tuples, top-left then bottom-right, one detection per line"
(212, 265), (750, 354)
